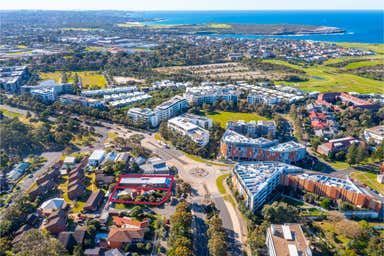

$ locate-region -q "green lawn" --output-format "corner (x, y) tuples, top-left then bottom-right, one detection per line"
(216, 174), (230, 194)
(350, 171), (384, 194)
(0, 108), (22, 118)
(345, 60), (383, 69)
(265, 59), (384, 93)
(206, 111), (271, 129)
(39, 71), (107, 89)
(185, 154), (231, 167)
(326, 160), (351, 169)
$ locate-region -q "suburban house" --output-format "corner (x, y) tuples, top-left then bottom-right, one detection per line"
(107, 226), (145, 248)
(317, 136), (361, 156)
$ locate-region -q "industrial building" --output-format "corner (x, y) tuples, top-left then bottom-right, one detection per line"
(232, 162), (302, 210)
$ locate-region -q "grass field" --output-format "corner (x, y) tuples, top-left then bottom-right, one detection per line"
(0, 108), (22, 118)
(350, 171), (384, 194)
(345, 60), (383, 69)
(39, 71), (107, 89)
(185, 154), (231, 167)
(265, 59), (384, 93)
(335, 42), (384, 54)
(216, 174), (230, 194)
(205, 111), (271, 128)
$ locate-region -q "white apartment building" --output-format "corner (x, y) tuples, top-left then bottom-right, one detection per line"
(81, 86), (138, 97)
(226, 120), (276, 138)
(127, 107), (159, 128)
(184, 85), (240, 105)
(154, 96), (188, 122)
(363, 125), (384, 144)
(182, 113), (213, 129)
(167, 116), (210, 147)
(232, 162), (302, 210)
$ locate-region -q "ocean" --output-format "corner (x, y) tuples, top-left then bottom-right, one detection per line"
(137, 10), (384, 43)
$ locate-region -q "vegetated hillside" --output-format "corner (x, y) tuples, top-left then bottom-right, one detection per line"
(348, 64), (384, 81)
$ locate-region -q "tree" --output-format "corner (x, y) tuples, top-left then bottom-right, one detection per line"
(13, 229), (66, 256)
(346, 143), (358, 165)
(355, 143), (368, 164)
(320, 198), (332, 209)
(262, 202), (299, 223)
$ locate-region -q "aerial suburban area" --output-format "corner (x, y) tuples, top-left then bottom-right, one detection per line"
(0, 4), (383, 256)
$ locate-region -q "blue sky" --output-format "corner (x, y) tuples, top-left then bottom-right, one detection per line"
(2, 0), (383, 10)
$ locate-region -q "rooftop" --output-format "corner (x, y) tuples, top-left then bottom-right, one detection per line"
(268, 224), (311, 256)
(222, 129), (275, 147)
(296, 174), (361, 192)
(89, 150), (106, 161)
(234, 162), (302, 196)
(155, 96), (186, 110)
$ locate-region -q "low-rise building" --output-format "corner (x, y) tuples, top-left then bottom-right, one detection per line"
(364, 125), (384, 145)
(81, 86), (137, 97)
(107, 226), (145, 249)
(42, 210), (68, 235)
(88, 150), (106, 167)
(139, 157), (169, 175)
(106, 92), (152, 107)
(7, 162), (30, 182)
(246, 85), (305, 106)
(84, 189), (105, 212)
(227, 120), (276, 138)
(317, 136), (360, 156)
(266, 223), (312, 256)
(167, 115), (210, 147)
(232, 162), (302, 210)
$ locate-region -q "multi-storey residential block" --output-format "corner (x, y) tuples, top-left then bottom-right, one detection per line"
(181, 113), (213, 129)
(232, 162), (302, 210)
(246, 85), (305, 106)
(59, 94), (105, 108)
(220, 130), (306, 163)
(81, 86), (138, 97)
(184, 85), (240, 105)
(154, 96), (188, 122)
(127, 108), (159, 128)
(106, 92), (152, 107)
(266, 223), (312, 256)
(281, 174), (383, 212)
(226, 120), (276, 138)
(23, 80), (73, 102)
(0, 66), (30, 94)
(167, 116), (210, 147)
(363, 125), (384, 145)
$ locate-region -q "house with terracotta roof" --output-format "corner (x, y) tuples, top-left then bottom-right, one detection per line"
(107, 226), (145, 248)
(112, 216), (149, 229)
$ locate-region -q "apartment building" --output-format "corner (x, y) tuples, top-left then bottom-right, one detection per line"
(226, 120), (276, 138)
(363, 125), (384, 144)
(106, 92), (152, 107)
(266, 223), (312, 256)
(154, 96), (188, 122)
(232, 162), (302, 210)
(81, 86), (138, 97)
(281, 174), (383, 212)
(220, 130), (306, 163)
(181, 113), (213, 129)
(127, 108), (159, 128)
(246, 85), (305, 106)
(59, 95), (105, 108)
(167, 116), (210, 147)
(184, 85), (240, 106)
(0, 66), (30, 94)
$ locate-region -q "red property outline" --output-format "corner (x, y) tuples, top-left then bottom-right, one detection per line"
(108, 174), (174, 206)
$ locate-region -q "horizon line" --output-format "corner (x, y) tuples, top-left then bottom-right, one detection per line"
(1, 9), (383, 11)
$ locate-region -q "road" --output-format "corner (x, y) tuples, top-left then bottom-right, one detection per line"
(1, 104), (247, 254)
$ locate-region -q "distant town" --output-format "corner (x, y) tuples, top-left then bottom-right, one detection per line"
(0, 10), (383, 256)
